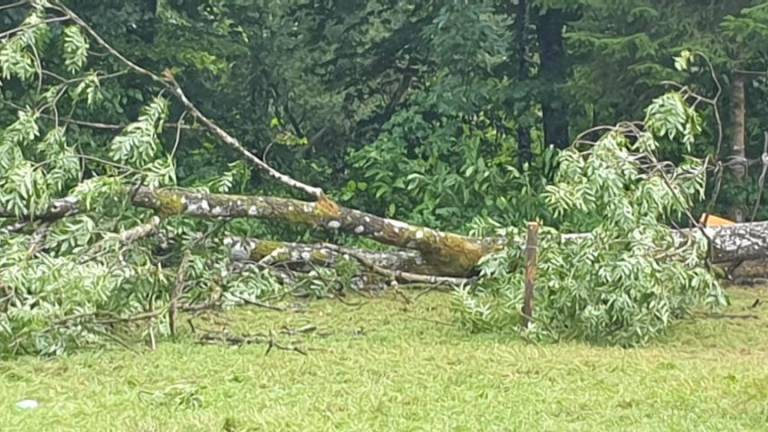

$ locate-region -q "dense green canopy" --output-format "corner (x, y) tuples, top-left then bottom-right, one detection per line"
(4, 1), (766, 227)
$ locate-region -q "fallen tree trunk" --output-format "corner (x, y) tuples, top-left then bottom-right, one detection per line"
(705, 223), (768, 263)
(131, 188), (502, 276)
(225, 238), (470, 285)
(5, 187), (768, 276)
(225, 237), (435, 274)
(1, 187), (502, 276)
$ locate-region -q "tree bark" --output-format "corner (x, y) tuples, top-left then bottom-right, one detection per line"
(730, 74), (747, 181)
(130, 187), (502, 276)
(509, 0), (532, 166)
(226, 238), (470, 285)
(0, 187), (502, 277)
(536, 7), (570, 150)
(728, 74), (748, 222)
(7, 188), (768, 275)
(225, 237), (438, 275)
(705, 222), (768, 263)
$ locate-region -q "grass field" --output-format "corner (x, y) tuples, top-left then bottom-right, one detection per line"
(1, 286), (766, 431)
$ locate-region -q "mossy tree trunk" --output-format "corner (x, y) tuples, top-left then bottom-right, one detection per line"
(132, 187), (503, 277)
(225, 237), (442, 275)
(0, 187), (503, 277)
(7, 188), (768, 276)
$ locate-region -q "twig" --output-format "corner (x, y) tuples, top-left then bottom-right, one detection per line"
(232, 294), (286, 312)
(46, 3), (156, 77)
(406, 316), (453, 327)
(28, 153), (136, 175)
(197, 330), (308, 355)
(280, 325), (317, 336)
(81, 216), (161, 263)
(0, 0), (29, 13)
(696, 52), (723, 158)
(187, 318), (197, 335)
(62, 117), (191, 131)
(9, 100), (192, 130)
(118, 216), (161, 244)
(169, 251), (191, 337)
(331, 291), (367, 308)
(637, 141), (712, 243)
(392, 286), (412, 304)
(693, 312), (759, 320)
(1, 220), (30, 234)
(180, 301), (221, 314)
(86, 325), (141, 353)
(164, 75), (327, 200)
(28, 34), (43, 93)
(0, 15), (70, 40)
(728, 277), (768, 287)
(706, 159), (724, 212)
(148, 322), (157, 351)
(41, 69), (129, 85)
(413, 286), (440, 300)
(84, 310), (163, 326)
(733, 69), (768, 77)
(170, 111), (188, 159)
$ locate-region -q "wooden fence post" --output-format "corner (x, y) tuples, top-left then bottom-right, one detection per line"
(522, 222), (539, 329)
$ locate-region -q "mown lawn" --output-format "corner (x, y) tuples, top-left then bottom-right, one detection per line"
(1, 287), (766, 431)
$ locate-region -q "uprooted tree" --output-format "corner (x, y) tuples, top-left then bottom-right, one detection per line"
(0, 1), (763, 354)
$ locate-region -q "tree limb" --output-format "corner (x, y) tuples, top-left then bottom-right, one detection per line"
(130, 187), (501, 276)
(6, 187), (768, 275)
(226, 237), (442, 275)
(318, 243), (472, 286)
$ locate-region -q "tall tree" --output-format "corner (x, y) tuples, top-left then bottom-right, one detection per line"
(505, 0), (533, 165)
(535, 6), (571, 149)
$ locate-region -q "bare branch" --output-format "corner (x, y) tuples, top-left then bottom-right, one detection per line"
(0, 0), (29, 13)
(319, 243), (472, 286)
(0, 15), (69, 40)
(117, 216), (161, 244)
(169, 251), (191, 337)
(170, 111), (188, 159)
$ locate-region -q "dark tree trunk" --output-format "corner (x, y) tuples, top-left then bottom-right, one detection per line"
(511, 0), (532, 166)
(536, 8), (570, 150)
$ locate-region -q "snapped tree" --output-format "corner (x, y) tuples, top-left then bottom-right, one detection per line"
(0, 1), (763, 354)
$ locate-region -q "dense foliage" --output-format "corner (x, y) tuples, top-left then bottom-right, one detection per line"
(458, 91), (726, 346)
(1, 0), (766, 354)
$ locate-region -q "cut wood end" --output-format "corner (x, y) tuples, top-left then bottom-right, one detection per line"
(316, 195), (341, 218)
(700, 213), (735, 227)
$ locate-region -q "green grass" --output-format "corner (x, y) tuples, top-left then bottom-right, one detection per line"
(1, 287), (767, 431)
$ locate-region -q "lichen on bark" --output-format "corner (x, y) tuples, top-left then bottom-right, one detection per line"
(132, 187), (501, 276)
